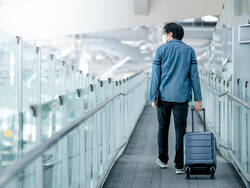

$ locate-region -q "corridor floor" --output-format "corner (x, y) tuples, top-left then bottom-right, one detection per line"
(103, 103), (245, 188)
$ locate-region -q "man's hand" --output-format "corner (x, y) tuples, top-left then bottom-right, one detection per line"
(152, 102), (157, 109)
(195, 101), (202, 111)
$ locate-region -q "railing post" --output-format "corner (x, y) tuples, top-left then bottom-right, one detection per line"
(35, 46), (43, 188)
(100, 80), (107, 175)
(215, 77), (219, 136)
(118, 80), (123, 144)
(57, 96), (68, 188)
(222, 80), (228, 146)
(232, 79), (241, 160)
(90, 83), (98, 187)
(15, 36), (24, 188)
(123, 78), (128, 137)
(16, 36), (24, 159)
(50, 54), (57, 138)
(78, 87), (88, 188)
(219, 79), (223, 139)
(227, 80), (233, 148)
(111, 79), (116, 155)
(241, 81), (248, 170)
(61, 61), (66, 95)
(115, 81), (120, 148)
(50, 54), (55, 100)
(247, 81), (250, 174)
(86, 84), (94, 187)
(106, 79), (111, 158)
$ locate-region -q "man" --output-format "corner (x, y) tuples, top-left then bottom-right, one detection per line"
(149, 23), (202, 174)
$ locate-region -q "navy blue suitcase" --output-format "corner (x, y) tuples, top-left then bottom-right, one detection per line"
(184, 108), (216, 179)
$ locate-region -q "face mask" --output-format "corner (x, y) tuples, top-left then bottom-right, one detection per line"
(162, 34), (168, 44)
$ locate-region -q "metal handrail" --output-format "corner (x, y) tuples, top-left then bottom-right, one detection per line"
(202, 82), (250, 109)
(0, 76), (148, 187)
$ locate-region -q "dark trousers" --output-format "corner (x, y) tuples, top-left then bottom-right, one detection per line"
(156, 99), (188, 169)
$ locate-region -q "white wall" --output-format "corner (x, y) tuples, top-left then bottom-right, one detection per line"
(0, 0), (223, 39)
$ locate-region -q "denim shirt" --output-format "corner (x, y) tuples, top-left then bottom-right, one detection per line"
(149, 39), (202, 103)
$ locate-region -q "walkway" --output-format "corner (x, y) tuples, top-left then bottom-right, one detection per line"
(103, 103), (245, 188)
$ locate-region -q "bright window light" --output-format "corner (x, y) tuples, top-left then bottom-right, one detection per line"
(201, 15), (218, 22)
(99, 56), (131, 80)
(121, 40), (145, 47)
(182, 18), (195, 22)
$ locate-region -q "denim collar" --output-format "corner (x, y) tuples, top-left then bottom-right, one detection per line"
(168, 39), (182, 43)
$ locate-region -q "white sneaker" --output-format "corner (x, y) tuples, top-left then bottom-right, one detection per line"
(156, 158), (168, 168)
(176, 168), (185, 174)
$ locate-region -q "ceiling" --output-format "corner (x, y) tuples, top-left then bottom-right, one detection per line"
(40, 24), (214, 80)
(0, 0), (223, 39)
(0, 0), (220, 80)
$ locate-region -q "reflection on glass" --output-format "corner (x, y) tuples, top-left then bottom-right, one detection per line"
(0, 32), (17, 113)
(22, 108), (36, 153)
(41, 53), (52, 103)
(0, 31), (101, 170)
(41, 99), (61, 141)
(0, 71), (149, 187)
(0, 32), (18, 168)
(54, 59), (65, 97)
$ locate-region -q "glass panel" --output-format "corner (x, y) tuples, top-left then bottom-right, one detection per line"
(22, 108), (36, 153)
(54, 59), (65, 97)
(22, 42), (37, 109)
(41, 99), (61, 141)
(41, 53), (52, 103)
(0, 32), (18, 113)
(3, 157), (38, 188)
(0, 114), (18, 168)
(0, 32), (18, 163)
(74, 71), (82, 89)
(65, 92), (78, 123)
(65, 64), (74, 94)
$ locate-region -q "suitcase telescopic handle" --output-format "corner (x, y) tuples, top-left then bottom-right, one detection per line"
(191, 107), (206, 132)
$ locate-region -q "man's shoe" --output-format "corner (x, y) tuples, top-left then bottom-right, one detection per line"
(176, 168), (185, 174)
(156, 158), (168, 168)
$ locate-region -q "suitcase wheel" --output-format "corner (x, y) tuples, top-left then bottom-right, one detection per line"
(210, 167), (215, 179)
(185, 167), (191, 179)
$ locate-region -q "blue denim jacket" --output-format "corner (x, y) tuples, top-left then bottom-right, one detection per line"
(149, 39), (202, 103)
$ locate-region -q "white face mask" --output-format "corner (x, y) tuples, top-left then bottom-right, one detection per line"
(162, 34), (168, 44)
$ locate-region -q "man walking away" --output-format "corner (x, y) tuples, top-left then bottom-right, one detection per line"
(149, 23), (203, 174)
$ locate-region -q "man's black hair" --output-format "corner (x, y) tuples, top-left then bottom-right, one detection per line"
(163, 23), (184, 40)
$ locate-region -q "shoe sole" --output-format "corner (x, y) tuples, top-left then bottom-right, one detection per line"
(176, 171), (185, 175)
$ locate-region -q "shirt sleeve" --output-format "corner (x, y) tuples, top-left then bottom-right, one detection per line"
(149, 47), (162, 102)
(189, 48), (202, 101)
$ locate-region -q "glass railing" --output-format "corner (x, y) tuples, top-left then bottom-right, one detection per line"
(199, 24), (233, 78)
(0, 31), (98, 167)
(0, 71), (149, 188)
(0, 32), (18, 113)
(200, 73), (250, 185)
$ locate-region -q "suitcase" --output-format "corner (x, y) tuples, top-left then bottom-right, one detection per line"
(184, 108), (216, 179)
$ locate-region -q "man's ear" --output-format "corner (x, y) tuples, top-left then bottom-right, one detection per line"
(169, 32), (173, 38)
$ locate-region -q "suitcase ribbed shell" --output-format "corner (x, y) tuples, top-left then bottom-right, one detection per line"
(184, 132), (216, 167)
